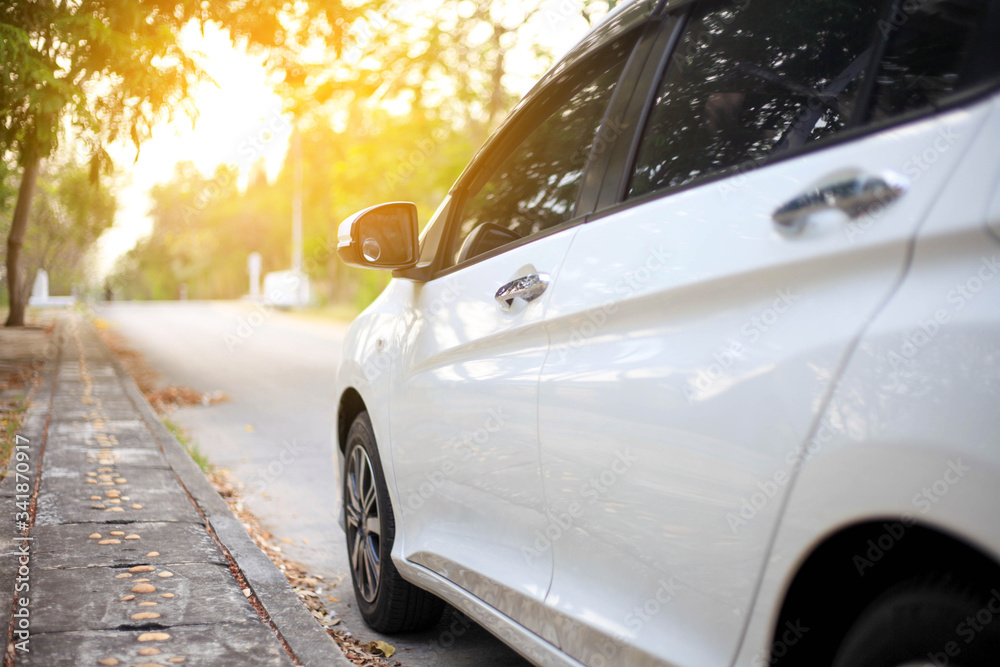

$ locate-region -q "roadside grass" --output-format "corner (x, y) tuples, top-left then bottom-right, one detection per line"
(164, 417), (213, 473)
(0, 313), (54, 472)
(0, 401), (29, 471)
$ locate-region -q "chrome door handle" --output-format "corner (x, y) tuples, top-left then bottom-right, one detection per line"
(773, 171), (909, 233)
(495, 273), (550, 312)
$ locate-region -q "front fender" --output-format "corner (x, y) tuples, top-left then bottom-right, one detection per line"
(334, 279), (415, 545)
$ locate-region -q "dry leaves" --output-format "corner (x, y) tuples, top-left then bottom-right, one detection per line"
(368, 641), (396, 658)
(146, 386), (229, 412)
(206, 468), (402, 667)
(95, 326), (228, 412)
(100, 323), (402, 666)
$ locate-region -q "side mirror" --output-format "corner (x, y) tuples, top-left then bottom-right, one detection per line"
(337, 202), (419, 270)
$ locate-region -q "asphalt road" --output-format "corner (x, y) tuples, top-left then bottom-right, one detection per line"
(97, 300), (531, 667)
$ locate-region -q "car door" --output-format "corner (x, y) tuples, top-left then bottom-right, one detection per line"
(387, 28), (643, 641)
(535, 1), (994, 665)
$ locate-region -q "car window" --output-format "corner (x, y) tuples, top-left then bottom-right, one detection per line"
(869, 0), (994, 121)
(447, 46), (631, 267)
(628, 0), (885, 199)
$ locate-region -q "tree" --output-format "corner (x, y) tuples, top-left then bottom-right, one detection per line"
(24, 155), (117, 298)
(105, 0), (614, 309)
(0, 0), (356, 325)
(276, 0), (613, 141)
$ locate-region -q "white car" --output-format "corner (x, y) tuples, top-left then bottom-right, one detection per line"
(334, 0), (1000, 665)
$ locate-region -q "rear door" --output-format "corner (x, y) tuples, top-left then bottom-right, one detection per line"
(536, 1), (994, 665)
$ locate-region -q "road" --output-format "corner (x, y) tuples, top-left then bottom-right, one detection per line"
(97, 300), (531, 667)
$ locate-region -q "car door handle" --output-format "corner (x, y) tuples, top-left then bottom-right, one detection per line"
(495, 273), (550, 312)
(772, 170), (909, 233)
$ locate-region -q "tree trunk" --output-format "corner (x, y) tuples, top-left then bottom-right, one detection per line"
(5, 147), (42, 327)
(485, 39), (506, 132)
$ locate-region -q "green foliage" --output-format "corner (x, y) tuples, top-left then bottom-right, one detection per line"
(0, 0), (351, 163)
(109, 0), (611, 308)
(0, 394), (29, 471)
(23, 155), (118, 295)
(1, 0), (360, 324)
(3, 0), (610, 309)
(111, 112), (474, 305)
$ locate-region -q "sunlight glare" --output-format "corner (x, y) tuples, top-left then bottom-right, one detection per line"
(97, 21), (292, 275)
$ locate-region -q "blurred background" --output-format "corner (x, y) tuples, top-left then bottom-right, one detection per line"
(1, 0), (616, 321)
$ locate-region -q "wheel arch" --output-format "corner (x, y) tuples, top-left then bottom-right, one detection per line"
(770, 519), (1000, 666)
(337, 386), (368, 456)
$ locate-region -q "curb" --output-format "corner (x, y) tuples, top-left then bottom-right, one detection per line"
(93, 318), (353, 667)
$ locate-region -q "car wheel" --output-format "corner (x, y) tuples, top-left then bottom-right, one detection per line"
(343, 411), (445, 632)
(831, 575), (1000, 667)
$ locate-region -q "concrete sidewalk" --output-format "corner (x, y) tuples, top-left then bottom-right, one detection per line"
(1, 314), (351, 666)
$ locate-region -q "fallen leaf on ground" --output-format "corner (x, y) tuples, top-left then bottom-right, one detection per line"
(203, 468), (395, 667)
(146, 386), (229, 412)
(368, 641), (395, 658)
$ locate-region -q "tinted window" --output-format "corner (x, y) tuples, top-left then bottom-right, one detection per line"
(450, 50), (629, 266)
(870, 0), (993, 120)
(628, 0), (883, 199)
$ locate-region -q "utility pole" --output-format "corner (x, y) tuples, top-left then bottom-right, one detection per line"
(291, 124), (303, 275)
(247, 252), (262, 300)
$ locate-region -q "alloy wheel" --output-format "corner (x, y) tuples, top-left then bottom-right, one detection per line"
(345, 444), (381, 603)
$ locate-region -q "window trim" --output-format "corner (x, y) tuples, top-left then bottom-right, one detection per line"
(596, 10), (688, 210)
(593, 0), (1000, 218)
(423, 26), (655, 280)
(848, 0), (898, 127)
(433, 214), (591, 280)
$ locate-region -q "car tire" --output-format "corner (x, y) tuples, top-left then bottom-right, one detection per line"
(831, 575), (1000, 667)
(343, 411), (445, 633)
